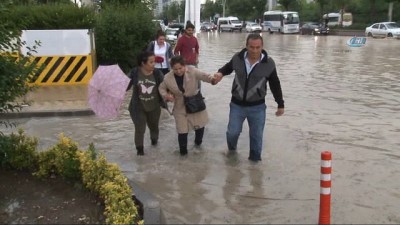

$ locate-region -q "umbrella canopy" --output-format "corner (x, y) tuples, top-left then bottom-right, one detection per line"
(88, 64), (130, 119)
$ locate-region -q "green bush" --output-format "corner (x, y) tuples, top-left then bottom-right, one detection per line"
(0, 3), (96, 30)
(0, 130), (142, 224)
(94, 4), (157, 73)
(0, 129), (38, 171)
(35, 133), (81, 180)
(79, 147), (140, 224)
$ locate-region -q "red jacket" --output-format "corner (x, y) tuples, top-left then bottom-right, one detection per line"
(174, 35), (199, 65)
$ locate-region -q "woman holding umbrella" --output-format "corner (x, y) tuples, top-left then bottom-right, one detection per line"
(126, 51), (166, 156)
(146, 30), (174, 75)
(158, 55), (217, 156)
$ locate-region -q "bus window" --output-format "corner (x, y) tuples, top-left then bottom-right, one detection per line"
(283, 14), (299, 24)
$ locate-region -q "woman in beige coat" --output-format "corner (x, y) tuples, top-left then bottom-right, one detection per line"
(158, 55), (216, 156)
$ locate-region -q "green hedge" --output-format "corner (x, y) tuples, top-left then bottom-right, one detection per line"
(0, 130), (142, 224)
(0, 4), (95, 30)
(94, 4), (157, 73)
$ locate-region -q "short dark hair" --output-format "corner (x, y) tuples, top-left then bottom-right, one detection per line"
(246, 33), (263, 46)
(137, 51), (155, 66)
(156, 30), (166, 39)
(170, 55), (186, 67)
(185, 20), (195, 30)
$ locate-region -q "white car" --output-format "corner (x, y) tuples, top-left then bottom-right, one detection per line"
(245, 23), (262, 33)
(365, 22), (400, 38)
(165, 28), (179, 44)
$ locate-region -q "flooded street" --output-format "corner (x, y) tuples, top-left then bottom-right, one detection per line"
(2, 32), (400, 223)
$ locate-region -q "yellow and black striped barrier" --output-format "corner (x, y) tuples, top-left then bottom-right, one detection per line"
(30, 55), (94, 86)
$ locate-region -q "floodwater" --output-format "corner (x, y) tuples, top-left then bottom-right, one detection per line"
(2, 32), (400, 224)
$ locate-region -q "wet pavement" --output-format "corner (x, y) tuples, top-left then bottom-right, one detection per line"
(1, 32), (400, 224)
(2, 85), (93, 118)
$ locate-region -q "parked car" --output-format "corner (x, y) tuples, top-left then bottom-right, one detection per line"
(245, 22), (262, 33)
(200, 22), (216, 31)
(165, 28), (179, 44)
(300, 22), (329, 35)
(152, 19), (167, 31)
(365, 22), (400, 38)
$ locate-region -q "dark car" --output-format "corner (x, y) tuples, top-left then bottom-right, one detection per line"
(300, 22), (329, 35)
(168, 23), (185, 30)
(200, 22), (216, 31)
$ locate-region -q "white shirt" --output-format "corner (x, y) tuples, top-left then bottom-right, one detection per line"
(154, 42), (167, 69)
(244, 51), (265, 78)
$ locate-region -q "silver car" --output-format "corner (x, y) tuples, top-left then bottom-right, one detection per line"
(245, 23), (262, 33)
(365, 22), (400, 38)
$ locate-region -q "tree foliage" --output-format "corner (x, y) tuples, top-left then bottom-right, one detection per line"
(201, 0), (222, 21)
(225, 0), (266, 21)
(10, 0), (71, 4)
(160, 1), (185, 23)
(0, 4), (40, 125)
(94, 3), (157, 73)
(0, 3), (96, 30)
(100, 0), (156, 11)
(277, 0), (301, 11)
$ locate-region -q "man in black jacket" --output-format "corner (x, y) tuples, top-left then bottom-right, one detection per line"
(213, 33), (285, 162)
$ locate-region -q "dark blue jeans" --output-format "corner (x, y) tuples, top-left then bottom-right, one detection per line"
(226, 102), (266, 161)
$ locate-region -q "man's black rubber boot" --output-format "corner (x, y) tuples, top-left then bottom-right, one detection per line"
(136, 146), (144, 156)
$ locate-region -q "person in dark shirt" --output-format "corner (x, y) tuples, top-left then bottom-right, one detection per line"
(126, 51), (166, 155)
(213, 34), (285, 162)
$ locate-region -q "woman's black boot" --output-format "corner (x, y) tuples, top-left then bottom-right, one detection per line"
(180, 146), (188, 156)
(194, 127), (205, 146)
(178, 133), (188, 156)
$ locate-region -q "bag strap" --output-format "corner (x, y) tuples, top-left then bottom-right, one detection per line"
(126, 67), (139, 91)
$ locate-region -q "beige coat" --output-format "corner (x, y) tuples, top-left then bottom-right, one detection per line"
(159, 67), (214, 133)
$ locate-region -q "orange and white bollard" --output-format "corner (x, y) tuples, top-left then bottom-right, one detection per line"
(319, 151), (332, 225)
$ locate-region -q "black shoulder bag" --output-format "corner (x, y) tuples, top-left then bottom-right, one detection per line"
(184, 91), (206, 113)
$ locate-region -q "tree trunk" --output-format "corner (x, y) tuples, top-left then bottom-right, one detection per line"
(370, 0), (376, 22)
(340, 8), (344, 27)
(388, 2), (393, 22)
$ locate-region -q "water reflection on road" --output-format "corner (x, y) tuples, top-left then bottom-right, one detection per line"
(3, 32), (400, 223)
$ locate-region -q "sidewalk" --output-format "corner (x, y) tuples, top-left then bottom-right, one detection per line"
(1, 85), (94, 119)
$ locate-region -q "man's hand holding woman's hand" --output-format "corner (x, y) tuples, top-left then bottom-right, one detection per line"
(211, 72), (223, 85)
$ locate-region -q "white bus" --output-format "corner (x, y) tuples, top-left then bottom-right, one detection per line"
(323, 12), (353, 27)
(263, 11), (300, 34)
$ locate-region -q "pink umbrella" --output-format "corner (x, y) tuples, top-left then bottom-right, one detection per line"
(88, 64), (130, 119)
